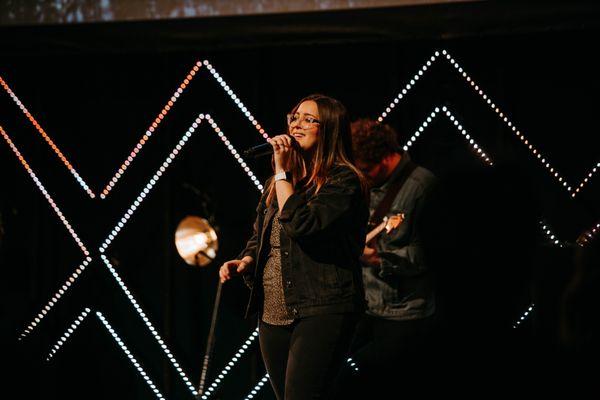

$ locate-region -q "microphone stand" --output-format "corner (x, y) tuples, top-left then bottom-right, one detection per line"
(196, 252), (222, 398)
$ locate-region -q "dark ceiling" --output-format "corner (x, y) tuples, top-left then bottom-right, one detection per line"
(1, 2), (599, 55)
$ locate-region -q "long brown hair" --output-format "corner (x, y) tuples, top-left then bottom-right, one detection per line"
(266, 94), (368, 206)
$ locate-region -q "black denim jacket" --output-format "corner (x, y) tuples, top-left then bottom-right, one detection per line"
(238, 164), (369, 319)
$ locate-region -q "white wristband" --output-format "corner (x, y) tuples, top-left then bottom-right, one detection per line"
(274, 171), (291, 182)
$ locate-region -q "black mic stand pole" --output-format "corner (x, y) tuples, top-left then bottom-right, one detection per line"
(196, 251), (222, 399)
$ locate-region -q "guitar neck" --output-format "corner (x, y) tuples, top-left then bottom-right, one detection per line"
(365, 221), (387, 244)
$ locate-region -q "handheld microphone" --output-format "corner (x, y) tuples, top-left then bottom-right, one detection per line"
(243, 142), (273, 158)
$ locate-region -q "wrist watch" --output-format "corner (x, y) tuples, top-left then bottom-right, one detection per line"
(274, 171), (292, 182)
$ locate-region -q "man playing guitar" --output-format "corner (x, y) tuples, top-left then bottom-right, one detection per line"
(333, 119), (437, 398)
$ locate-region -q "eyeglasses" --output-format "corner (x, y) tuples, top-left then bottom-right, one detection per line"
(286, 113), (320, 129)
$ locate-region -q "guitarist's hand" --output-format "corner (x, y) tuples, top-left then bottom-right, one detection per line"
(360, 245), (381, 268)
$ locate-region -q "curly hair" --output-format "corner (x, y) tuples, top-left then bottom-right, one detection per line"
(350, 119), (400, 164)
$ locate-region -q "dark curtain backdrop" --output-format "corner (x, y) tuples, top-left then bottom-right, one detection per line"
(1, 9), (598, 400)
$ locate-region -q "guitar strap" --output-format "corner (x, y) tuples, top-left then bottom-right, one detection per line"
(369, 159), (417, 227)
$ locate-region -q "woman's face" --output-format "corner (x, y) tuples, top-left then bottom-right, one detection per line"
(288, 100), (320, 152)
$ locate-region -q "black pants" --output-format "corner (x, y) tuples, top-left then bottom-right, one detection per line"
(258, 313), (358, 400)
(331, 314), (435, 399)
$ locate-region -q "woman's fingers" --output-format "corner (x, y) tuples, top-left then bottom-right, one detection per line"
(219, 265), (229, 282)
(270, 135), (293, 171)
(267, 138), (280, 151)
(236, 261), (247, 273)
(283, 135), (293, 147)
(220, 260), (239, 282)
(269, 135), (293, 151)
(278, 135), (292, 147)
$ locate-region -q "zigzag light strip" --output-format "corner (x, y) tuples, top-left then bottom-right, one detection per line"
(378, 52), (439, 122)
(202, 60), (270, 139)
(513, 303), (535, 329)
(0, 75), (95, 198)
(16, 114), (262, 343)
(205, 114), (264, 192)
(394, 109), (581, 252)
(101, 59), (270, 198)
(539, 220), (566, 248)
(379, 50), (598, 197)
(398, 105), (583, 332)
(1, 125), (90, 255)
(442, 50), (575, 194)
(96, 311), (166, 399)
(100, 61), (203, 198)
(243, 373), (270, 400)
(577, 221), (600, 247)
(19, 257), (93, 339)
(201, 328), (260, 400)
(101, 249), (261, 398)
(400, 107), (539, 331)
(99, 255), (196, 395)
(346, 357), (360, 372)
(572, 162), (599, 198)
(100, 113), (262, 252)
(402, 106), (493, 166)
(46, 308), (91, 360)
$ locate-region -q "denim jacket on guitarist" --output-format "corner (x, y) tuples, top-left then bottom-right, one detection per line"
(363, 152), (436, 321)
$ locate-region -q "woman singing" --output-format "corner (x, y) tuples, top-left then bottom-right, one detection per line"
(219, 94), (369, 399)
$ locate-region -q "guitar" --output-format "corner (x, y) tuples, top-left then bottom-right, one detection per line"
(365, 213), (405, 245)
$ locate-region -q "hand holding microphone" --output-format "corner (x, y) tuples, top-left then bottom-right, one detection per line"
(268, 134), (295, 172)
(243, 134), (297, 167)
